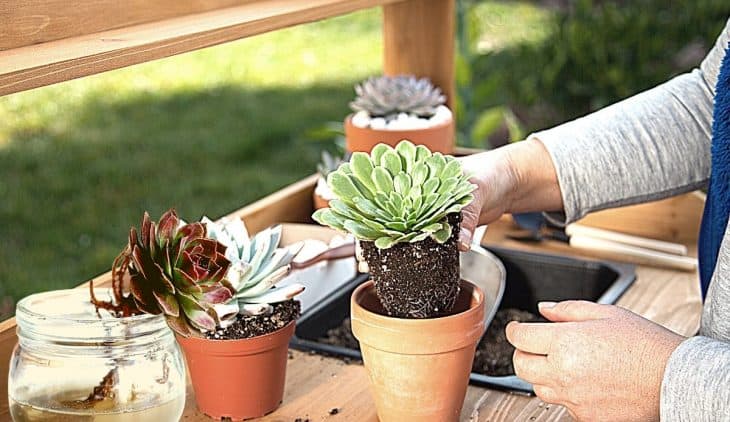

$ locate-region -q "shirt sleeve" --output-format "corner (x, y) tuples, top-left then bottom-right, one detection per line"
(532, 18), (729, 223)
(660, 336), (730, 421)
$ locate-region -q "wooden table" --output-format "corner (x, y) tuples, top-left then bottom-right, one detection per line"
(178, 188), (703, 422)
(0, 177), (704, 421)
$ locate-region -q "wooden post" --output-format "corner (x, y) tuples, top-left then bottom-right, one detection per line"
(382, 0), (456, 109)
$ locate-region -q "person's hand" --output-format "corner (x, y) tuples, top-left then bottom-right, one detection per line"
(507, 300), (685, 421)
(457, 149), (519, 250)
(457, 139), (563, 250)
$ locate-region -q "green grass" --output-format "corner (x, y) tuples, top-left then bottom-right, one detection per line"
(0, 1), (550, 319)
(0, 9), (383, 316)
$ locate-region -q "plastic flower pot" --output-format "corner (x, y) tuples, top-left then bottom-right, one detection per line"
(351, 279), (485, 422)
(176, 321), (296, 420)
(344, 114), (455, 154)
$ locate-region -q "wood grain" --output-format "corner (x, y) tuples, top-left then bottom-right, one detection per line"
(0, 0), (403, 95)
(0, 0), (258, 50)
(382, 0), (456, 109)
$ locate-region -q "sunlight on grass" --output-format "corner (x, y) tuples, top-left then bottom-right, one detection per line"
(473, 1), (554, 53)
(0, 9), (382, 147)
(0, 1), (549, 311)
(0, 8), (382, 306)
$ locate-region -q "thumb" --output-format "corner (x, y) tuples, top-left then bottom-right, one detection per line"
(538, 300), (615, 322)
(459, 197), (481, 251)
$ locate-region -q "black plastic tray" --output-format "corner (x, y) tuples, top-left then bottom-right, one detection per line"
(290, 245), (636, 394)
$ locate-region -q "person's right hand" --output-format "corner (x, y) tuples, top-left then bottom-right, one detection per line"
(457, 138), (563, 251)
(457, 149), (519, 250)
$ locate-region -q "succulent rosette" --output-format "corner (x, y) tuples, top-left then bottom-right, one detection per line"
(351, 75), (446, 118)
(312, 140), (476, 249)
(91, 209), (235, 336)
(201, 217), (304, 318)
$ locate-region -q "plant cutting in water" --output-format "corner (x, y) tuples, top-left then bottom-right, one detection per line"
(313, 140), (475, 318)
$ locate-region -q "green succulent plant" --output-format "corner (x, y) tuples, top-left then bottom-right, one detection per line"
(317, 149), (345, 178)
(350, 75), (446, 118)
(202, 217), (304, 318)
(312, 140), (475, 249)
(90, 209), (234, 337)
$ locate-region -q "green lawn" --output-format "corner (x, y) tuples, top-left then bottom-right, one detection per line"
(0, 1), (550, 319)
(0, 9), (384, 316)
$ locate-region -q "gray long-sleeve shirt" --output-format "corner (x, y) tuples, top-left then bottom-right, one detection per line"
(531, 18), (730, 421)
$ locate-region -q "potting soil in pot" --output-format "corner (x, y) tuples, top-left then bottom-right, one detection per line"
(360, 213), (461, 319)
(315, 308), (544, 376)
(206, 300), (300, 340)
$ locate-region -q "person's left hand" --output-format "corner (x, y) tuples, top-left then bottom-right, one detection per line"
(506, 300), (685, 421)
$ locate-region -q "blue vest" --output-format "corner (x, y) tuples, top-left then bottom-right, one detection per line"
(698, 44), (730, 298)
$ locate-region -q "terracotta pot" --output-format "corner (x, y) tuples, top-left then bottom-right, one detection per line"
(344, 114), (455, 154)
(176, 321), (295, 420)
(351, 280), (485, 422)
(313, 191), (330, 210)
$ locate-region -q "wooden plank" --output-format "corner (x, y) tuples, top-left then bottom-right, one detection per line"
(0, 0), (403, 96)
(382, 0), (456, 109)
(579, 192), (705, 244)
(0, 0), (256, 50)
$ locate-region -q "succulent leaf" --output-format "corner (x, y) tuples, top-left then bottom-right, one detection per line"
(201, 217), (304, 322)
(315, 140), (476, 248)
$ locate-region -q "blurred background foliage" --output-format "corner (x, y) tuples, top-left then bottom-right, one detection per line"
(0, 1), (729, 318)
(457, 0), (730, 148)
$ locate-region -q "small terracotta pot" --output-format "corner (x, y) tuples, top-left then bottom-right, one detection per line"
(351, 280), (485, 422)
(344, 114), (455, 154)
(313, 191), (330, 210)
(176, 321), (295, 420)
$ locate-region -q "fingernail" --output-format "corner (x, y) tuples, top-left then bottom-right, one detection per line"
(538, 301), (557, 310)
(458, 228), (472, 251)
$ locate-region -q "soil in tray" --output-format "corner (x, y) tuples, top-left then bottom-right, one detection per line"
(206, 300), (300, 340)
(473, 308), (545, 376)
(315, 308), (544, 376)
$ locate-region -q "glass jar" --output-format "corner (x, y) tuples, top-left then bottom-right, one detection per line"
(8, 289), (186, 422)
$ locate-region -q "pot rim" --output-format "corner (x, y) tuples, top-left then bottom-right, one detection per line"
(351, 279), (484, 325)
(351, 280), (486, 354)
(344, 112), (454, 133)
(176, 319), (296, 344)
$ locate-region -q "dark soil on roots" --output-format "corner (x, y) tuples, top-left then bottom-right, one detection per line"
(205, 300), (300, 340)
(472, 308), (544, 376)
(360, 213), (461, 318)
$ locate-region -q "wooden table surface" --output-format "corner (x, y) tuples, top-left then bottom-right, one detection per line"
(181, 204), (704, 422)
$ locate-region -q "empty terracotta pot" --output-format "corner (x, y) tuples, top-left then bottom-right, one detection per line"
(351, 280), (485, 422)
(344, 114), (455, 154)
(176, 321), (295, 420)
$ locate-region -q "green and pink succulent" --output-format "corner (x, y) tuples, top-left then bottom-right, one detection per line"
(91, 209), (235, 337)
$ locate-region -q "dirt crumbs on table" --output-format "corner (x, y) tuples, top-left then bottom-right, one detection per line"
(329, 408), (340, 415)
(472, 308), (544, 376)
(294, 418), (310, 422)
(206, 300), (300, 340)
(319, 318), (359, 349)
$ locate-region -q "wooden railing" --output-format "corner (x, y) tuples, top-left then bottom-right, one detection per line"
(0, 0), (456, 417)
